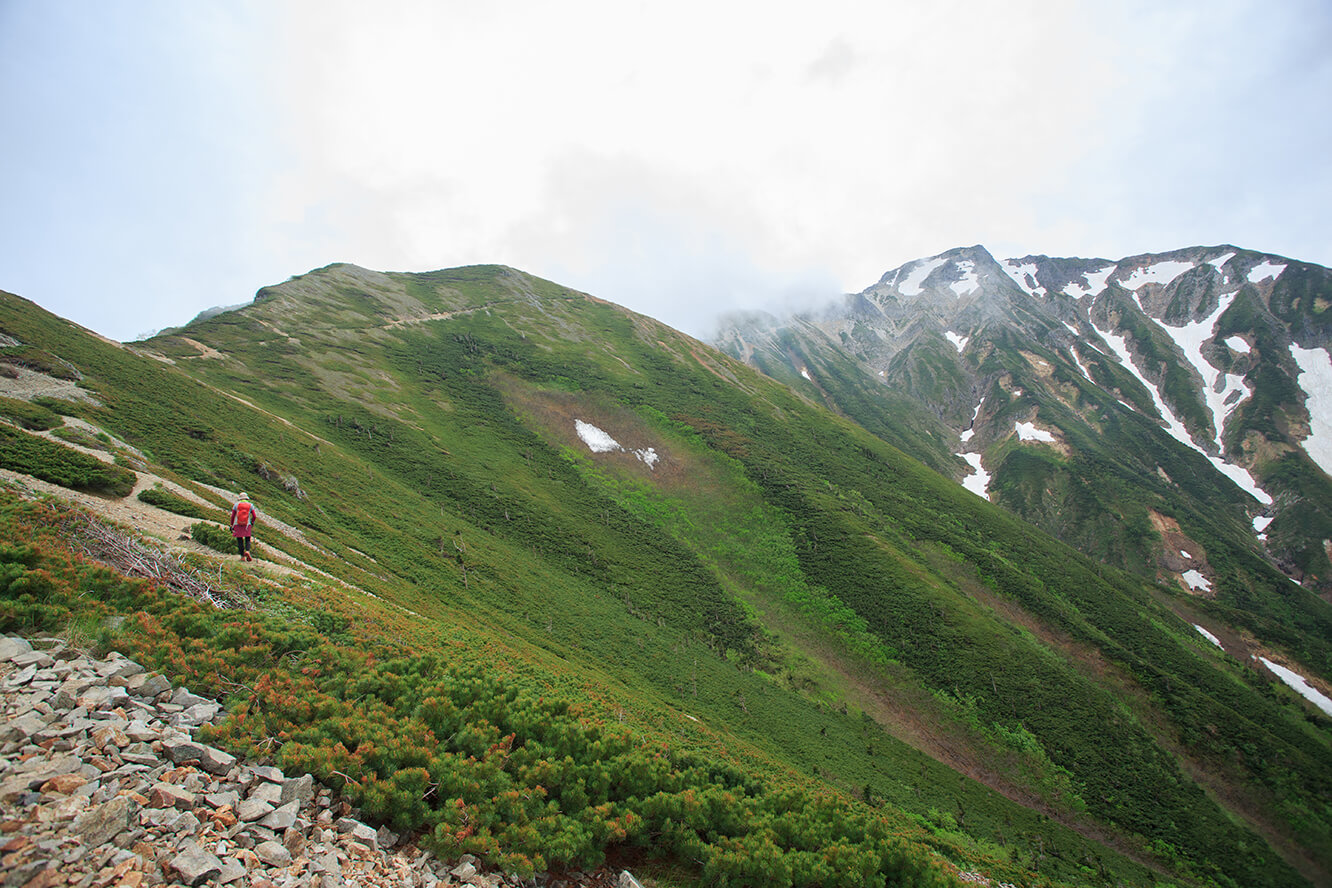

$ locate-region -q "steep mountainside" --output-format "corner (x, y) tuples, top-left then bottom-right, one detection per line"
(1, 263), (1331, 888)
(716, 243), (1332, 610)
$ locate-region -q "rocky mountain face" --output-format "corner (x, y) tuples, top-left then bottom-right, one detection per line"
(716, 244), (1332, 598)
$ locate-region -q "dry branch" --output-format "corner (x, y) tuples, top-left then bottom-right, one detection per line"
(64, 510), (252, 610)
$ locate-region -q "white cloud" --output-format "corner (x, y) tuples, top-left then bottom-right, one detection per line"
(1, 1), (1330, 341)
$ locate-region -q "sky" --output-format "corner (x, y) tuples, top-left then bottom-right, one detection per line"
(2, 0), (1330, 342)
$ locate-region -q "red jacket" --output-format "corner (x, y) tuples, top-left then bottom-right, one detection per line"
(231, 500), (257, 538)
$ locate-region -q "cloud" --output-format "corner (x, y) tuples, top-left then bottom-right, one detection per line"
(3, 0), (1331, 342)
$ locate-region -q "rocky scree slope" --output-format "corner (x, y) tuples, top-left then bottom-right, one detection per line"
(0, 633), (646, 888)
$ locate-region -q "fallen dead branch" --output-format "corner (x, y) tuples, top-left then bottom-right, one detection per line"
(63, 510), (252, 611)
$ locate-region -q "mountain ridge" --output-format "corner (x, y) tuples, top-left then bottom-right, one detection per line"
(1, 258), (1331, 887)
(715, 242), (1332, 598)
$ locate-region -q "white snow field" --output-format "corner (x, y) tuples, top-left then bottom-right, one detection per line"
(1062, 264), (1115, 299)
(957, 452), (991, 500)
(1290, 344), (1332, 477)
(1092, 322), (1272, 504)
(945, 331), (969, 353)
(1206, 251), (1236, 270)
(574, 420), (659, 468)
(1014, 421), (1056, 443)
(1155, 293), (1249, 451)
(575, 419), (621, 453)
(1193, 624), (1223, 648)
(1259, 657), (1332, 717)
(1181, 569), (1212, 592)
(959, 399), (983, 444)
(1001, 259), (1042, 298)
(899, 256), (949, 297)
(950, 261), (980, 297)
(1247, 261), (1286, 283)
(1118, 260), (1195, 292)
(1225, 335), (1251, 354)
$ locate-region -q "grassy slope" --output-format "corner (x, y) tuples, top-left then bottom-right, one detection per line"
(2, 272), (1330, 887)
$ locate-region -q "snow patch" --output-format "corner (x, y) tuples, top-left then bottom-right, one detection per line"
(1253, 514), (1273, 532)
(575, 420), (622, 453)
(1206, 251), (1236, 270)
(1092, 321), (1272, 504)
(574, 420), (659, 469)
(1014, 421), (1056, 444)
(1225, 336), (1251, 354)
(1290, 344), (1332, 477)
(1180, 549), (1191, 559)
(899, 256), (949, 296)
(945, 331), (969, 353)
(1193, 625), (1223, 648)
(1001, 260), (1043, 298)
(950, 261), (980, 297)
(1259, 657), (1332, 717)
(1063, 264), (1115, 299)
(957, 452), (990, 500)
(800, 366), (812, 382)
(1118, 260), (1195, 291)
(1155, 293), (1249, 452)
(1181, 569), (1211, 592)
(1247, 261), (1286, 283)
(1063, 325), (1096, 383)
(959, 399), (983, 444)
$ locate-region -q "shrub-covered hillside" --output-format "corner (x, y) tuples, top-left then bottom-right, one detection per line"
(1, 267), (1330, 888)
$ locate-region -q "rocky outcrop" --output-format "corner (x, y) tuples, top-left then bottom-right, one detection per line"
(0, 635), (642, 888)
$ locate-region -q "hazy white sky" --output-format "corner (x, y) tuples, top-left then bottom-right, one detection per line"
(2, 0), (1330, 341)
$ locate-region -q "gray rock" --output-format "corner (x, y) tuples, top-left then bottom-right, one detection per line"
(123, 721), (159, 743)
(619, 872), (646, 888)
(450, 862), (478, 881)
(0, 635), (33, 661)
(261, 800), (299, 831)
(217, 858), (247, 884)
(100, 656), (144, 680)
(72, 795), (139, 845)
(280, 772), (315, 806)
(162, 738), (206, 766)
(254, 840), (293, 867)
(173, 702), (222, 727)
(3, 663), (37, 687)
(0, 712), (48, 743)
(170, 842), (223, 886)
(196, 744), (237, 775)
(54, 677), (96, 708)
(376, 825), (398, 849)
(249, 780), (284, 805)
(11, 650), (54, 668)
(78, 684), (131, 711)
(251, 764), (285, 783)
(170, 686), (212, 707)
(127, 672), (171, 698)
(238, 797), (274, 822)
(205, 789), (241, 809)
(341, 819), (379, 849)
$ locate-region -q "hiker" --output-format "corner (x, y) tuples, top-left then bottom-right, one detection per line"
(230, 492), (257, 561)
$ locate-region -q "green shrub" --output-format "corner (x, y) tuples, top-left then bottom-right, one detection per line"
(0, 396), (61, 431)
(190, 521), (237, 554)
(0, 425), (135, 496)
(139, 487), (216, 520)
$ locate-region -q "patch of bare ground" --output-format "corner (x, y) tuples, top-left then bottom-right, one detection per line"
(496, 376), (692, 489)
(0, 365), (100, 405)
(1147, 510), (1215, 596)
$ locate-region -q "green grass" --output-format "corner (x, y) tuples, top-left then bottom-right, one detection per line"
(1, 272), (1328, 887)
